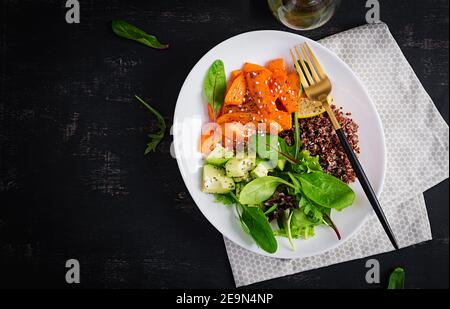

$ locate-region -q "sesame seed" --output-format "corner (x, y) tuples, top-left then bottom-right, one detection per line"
(255, 81), (260, 85)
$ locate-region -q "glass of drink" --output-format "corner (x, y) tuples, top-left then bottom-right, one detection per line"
(268, 0), (341, 31)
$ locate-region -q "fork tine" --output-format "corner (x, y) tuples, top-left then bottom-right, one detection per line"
(300, 44), (320, 82)
(295, 46), (315, 86)
(290, 49), (310, 88)
(304, 43), (326, 79)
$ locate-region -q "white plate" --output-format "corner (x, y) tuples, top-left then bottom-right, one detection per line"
(173, 30), (386, 259)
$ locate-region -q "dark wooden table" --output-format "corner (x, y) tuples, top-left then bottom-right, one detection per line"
(0, 0), (448, 289)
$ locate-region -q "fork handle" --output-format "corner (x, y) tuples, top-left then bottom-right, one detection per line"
(336, 128), (399, 250)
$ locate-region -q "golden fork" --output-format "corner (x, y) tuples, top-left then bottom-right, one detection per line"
(290, 43), (399, 250)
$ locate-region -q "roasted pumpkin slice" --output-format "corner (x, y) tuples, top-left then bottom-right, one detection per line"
(246, 71), (273, 105)
(227, 69), (243, 90)
(225, 74), (246, 106)
(269, 68), (287, 101)
(243, 62), (272, 74)
(230, 69), (242, 81)
(279, 73), (301, 113)
(216, 112), (260, 125)
(260, 104), (292, 130)
(221, 121), (260, 142)
(267, 58), (286, 72)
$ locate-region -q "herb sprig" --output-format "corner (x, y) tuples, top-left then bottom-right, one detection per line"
(134, 95), (166, 155)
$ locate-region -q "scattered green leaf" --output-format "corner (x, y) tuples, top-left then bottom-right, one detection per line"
(112, 20), (169, 49)
(388, 267), (405, 289)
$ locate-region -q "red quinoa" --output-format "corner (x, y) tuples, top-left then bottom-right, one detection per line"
(299, 105), (360, 183)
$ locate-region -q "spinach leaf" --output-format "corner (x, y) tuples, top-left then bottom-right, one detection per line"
(388, 267), (405, 289)
(301, 196), (324, 224)
(204, 60), (227, 116)
(239, 176), (295, 205)
(214, 193), (234, 205)
(230, 193), (277, 254)
(241, 205), (278, 254)
(112, 20), (169, 49)
(235, 204), (251, 236)
(134, 95), (166, 154)
(298, 171), (355, 210)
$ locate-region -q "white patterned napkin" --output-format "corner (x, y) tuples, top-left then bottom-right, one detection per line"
(224, 23), (449, 287)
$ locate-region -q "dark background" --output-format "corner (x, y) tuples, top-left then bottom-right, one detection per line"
(0, 0), (448, 289)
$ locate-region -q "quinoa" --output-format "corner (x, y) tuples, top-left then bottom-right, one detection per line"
(299, 105), (360, 183)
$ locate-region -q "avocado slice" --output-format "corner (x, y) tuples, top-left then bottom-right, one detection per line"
(250, 162), (270, 178)
(202, 165), (235, 194)
(225, 157), (256, 178)
(233, 172), (252, 183)
(205, 145), (234, 166)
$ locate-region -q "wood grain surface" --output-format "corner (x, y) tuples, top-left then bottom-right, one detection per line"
(0, 0), (448, 288)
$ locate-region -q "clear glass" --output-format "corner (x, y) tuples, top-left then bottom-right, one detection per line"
(268, 0), (341, 31)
